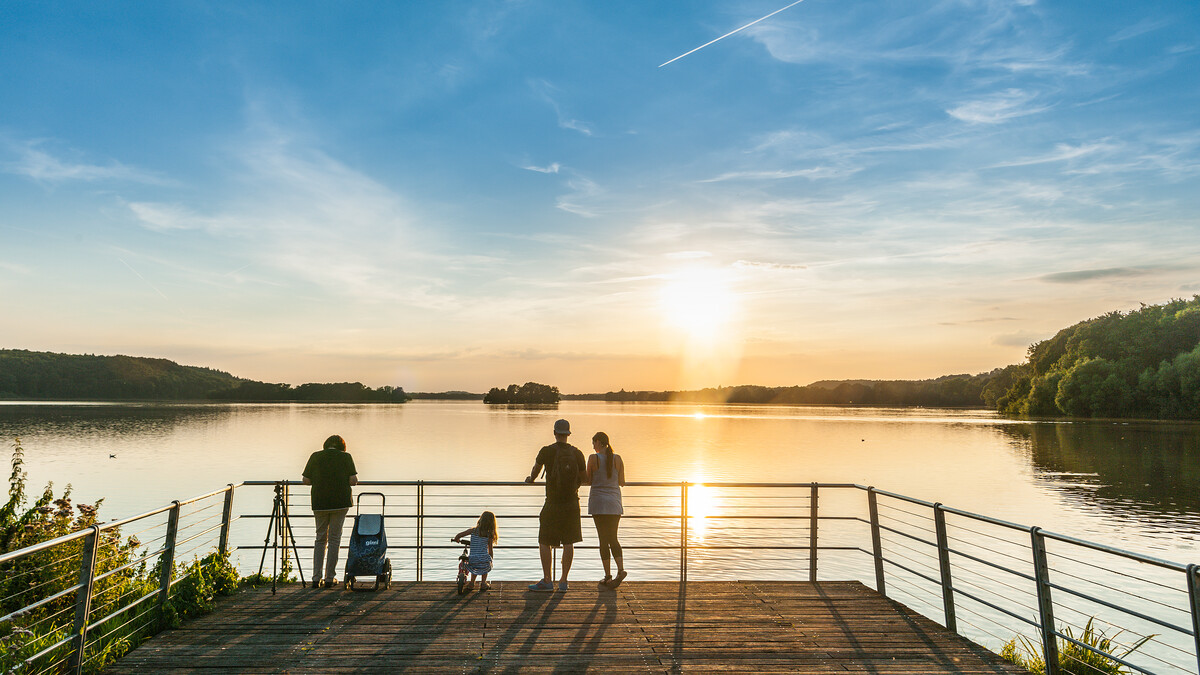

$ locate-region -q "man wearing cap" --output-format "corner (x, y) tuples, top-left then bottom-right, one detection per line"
(524, 419), (587, 592)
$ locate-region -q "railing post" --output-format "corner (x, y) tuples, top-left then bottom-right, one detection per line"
(68, 524), (101, 675)
(808, 483), (818, 581)
(933, 503), (956, 633)
(218, 484), (235, 558)
(1031, 526), (1060, 675)
(680, 482), (688, 584)
(416, 481), (424, 582)
(1187, 564), (1200, 674)
(156, 501), (181, 630)
(867, 487), (886, 595)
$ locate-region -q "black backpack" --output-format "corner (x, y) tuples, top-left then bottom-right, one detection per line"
(547, 444), (579, 495)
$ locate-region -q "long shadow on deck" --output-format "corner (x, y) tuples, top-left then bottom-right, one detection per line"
(102, 581), (1026, 674)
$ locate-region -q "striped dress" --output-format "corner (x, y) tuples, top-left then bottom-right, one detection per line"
(467, 532), (492, 574)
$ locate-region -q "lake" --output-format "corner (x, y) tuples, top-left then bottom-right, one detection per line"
(3, 400), (1198, 558)
(5, 400), (1200, 668)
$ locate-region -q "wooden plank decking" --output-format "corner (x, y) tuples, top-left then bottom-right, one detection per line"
(105, 581), (1026, 673)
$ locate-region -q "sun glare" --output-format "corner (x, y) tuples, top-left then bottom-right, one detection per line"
(687, 483), (717, 539)
(659, 269), (737, 343)
(658, 268), (744, 388)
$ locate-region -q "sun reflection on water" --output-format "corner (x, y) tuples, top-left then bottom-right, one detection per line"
(687, 482), (717, 539)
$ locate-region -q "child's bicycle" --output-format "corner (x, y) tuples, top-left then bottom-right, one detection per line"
(452, 537), (472, 595)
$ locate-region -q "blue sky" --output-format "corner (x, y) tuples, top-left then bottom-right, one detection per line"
(2, 1), (1198, 392)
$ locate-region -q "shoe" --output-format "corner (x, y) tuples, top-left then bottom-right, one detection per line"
(599, 575), (612, 588)
(481, 581), (492, 591)
(527, 579), (554, 592)
(324, 578), (337, 589)
(557, 581), (568, 592)
(610, 571), (627, 588)
(310, 580), (323, 590)
(465, 581), (475, 592)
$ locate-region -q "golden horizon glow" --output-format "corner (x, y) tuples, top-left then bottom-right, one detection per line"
(660, 268), (745, 390)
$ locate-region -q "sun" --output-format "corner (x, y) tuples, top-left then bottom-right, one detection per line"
(659, 268), (737, 343)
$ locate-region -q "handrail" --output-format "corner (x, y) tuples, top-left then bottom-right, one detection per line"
(2, 480), (1199, 674)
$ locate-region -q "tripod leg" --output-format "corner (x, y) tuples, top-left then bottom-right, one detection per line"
(281, 499), (307, 587)
(257, 497), (278, 578)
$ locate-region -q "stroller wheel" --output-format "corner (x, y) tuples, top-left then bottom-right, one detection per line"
(457, 575), (466, 595)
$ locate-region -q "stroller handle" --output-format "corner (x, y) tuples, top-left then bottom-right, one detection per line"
(356, 491), (386, 515)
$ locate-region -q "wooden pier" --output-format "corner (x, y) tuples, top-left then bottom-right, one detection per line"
(105, 581), (1025, 673)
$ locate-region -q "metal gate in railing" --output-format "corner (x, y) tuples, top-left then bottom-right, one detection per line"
(4, 481), (1200, 674)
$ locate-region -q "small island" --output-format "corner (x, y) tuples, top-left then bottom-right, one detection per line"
(482, 382), (561, 405)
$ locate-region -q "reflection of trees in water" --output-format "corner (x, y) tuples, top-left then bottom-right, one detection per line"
(0, 404), (230, 440)
(999, 422), (1200, 518)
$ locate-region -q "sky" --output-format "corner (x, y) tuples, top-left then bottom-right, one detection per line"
(1, 1), (1198, 393)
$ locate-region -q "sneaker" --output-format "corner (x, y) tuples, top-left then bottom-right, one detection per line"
(324, 578), (338, 589)
(527, 579), (554, 592)
(310, 580), (323, 590)
(481, 581), (492, 591)
(557, 581), (569, 592)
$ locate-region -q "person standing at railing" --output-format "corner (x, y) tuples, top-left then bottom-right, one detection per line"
(585, 431), (627, 588)
(302, 434), (359, 589)
(524, 418), (586, 592)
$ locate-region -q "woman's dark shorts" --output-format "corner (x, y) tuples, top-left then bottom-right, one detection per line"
(538, 499), (582, 546)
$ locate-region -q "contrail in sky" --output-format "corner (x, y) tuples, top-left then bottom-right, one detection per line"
(659, 0), (807, 68)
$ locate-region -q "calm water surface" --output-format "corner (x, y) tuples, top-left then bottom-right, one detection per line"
(6, 400), (1200, 667)
(3, 400), (1198, 562)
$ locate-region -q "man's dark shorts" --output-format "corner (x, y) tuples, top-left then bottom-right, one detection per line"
(538, 499), (582, 546)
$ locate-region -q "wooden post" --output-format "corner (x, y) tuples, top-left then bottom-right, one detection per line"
(218, 484), (235, 558)
(934, 504), (956, 633)
(868, 487), (886, 595)
(808, 483), (818, 581)
(1031, 526), (1060, 675)
(68, 525), (101, 675)
(157, 501), (181, 630)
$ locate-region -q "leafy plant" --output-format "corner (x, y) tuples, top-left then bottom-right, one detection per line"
(1001, 617), (1155, 674)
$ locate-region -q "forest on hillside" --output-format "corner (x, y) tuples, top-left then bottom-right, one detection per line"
(0, 350), (407, 403)
(993, 296), (1200, 419)
(0, 350), (239, 400)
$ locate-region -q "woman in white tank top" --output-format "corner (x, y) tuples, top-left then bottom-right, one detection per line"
(586, 431), (627, 587)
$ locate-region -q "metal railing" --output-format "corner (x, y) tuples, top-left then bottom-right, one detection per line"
(4, 480), (1200, 674)
(0, 484), (239, 675)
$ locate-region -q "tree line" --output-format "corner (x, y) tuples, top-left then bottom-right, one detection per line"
(992, 296), (1200, 419)
(0, 350), (407, 403)
(571, 373), (996, 408)
(483, 382), (561, 404)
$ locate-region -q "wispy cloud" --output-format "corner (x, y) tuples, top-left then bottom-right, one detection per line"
(555, 175), (603, 217)
(734, 260), (807, 271)
(947, 89), (1051, 124)
(531, 80), (593, 136)
(700, 167), (853, 182)
(522, 162), (561, 174)
(2, 139), (169, 185)
(1110, 17), (1169, 42)
(1037, 267), (1151, 284)
(989, 141), (1114, 168)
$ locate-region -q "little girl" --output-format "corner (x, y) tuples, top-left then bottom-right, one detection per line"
(453, 511), (498, 591)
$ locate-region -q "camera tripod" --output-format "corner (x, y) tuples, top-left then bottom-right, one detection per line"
(257, 481), (307, 594)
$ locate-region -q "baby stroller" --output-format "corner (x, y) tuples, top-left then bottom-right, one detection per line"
(344, 492), (392, 591)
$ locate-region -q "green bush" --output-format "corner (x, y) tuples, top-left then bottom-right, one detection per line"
(1001, 618), (1154, 674)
